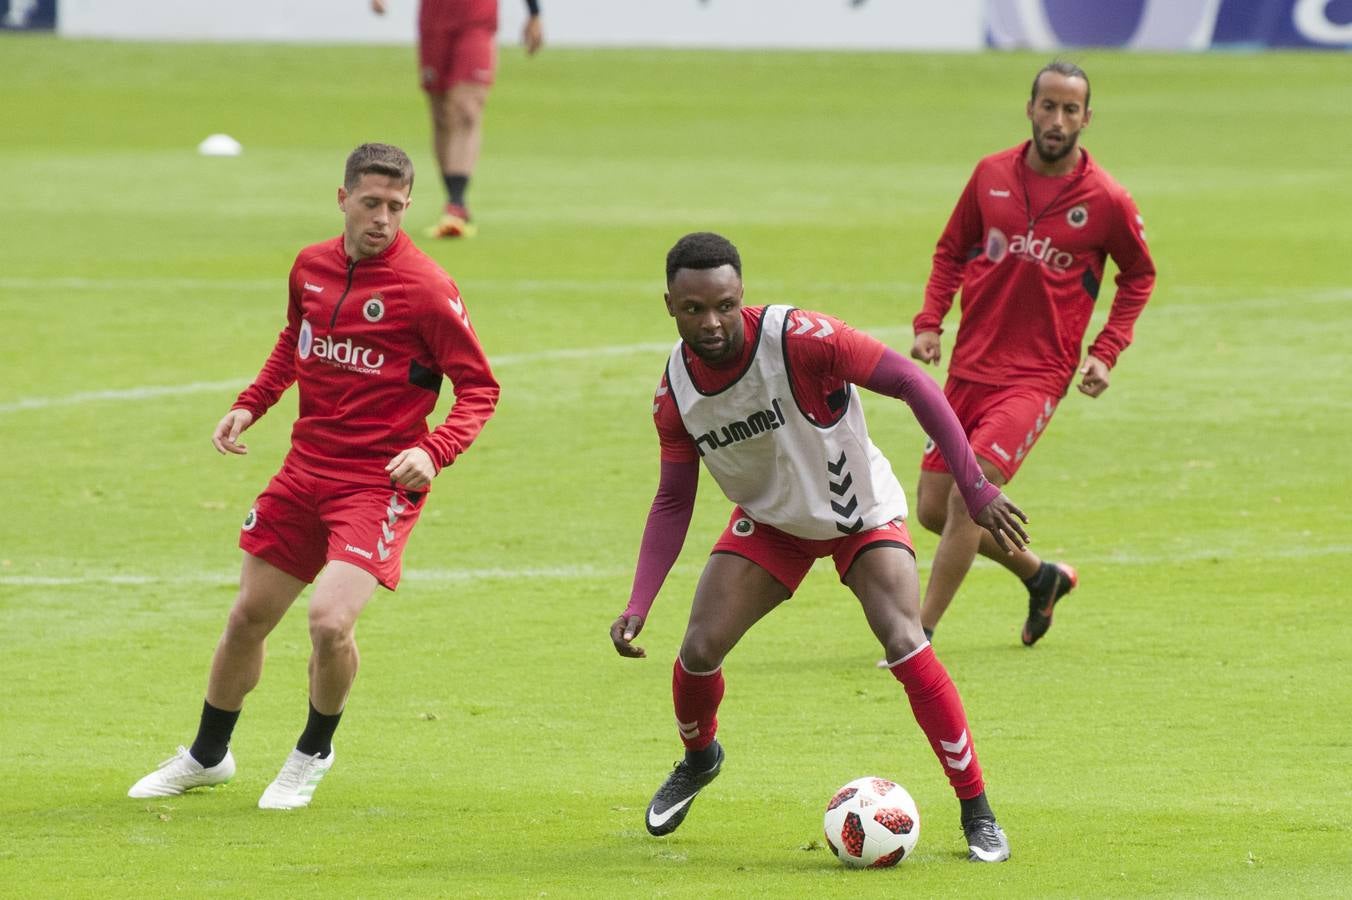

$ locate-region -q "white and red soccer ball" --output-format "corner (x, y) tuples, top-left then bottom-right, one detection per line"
(823, 776), (920, 868)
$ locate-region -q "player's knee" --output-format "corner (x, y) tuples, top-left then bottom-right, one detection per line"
(308, 611), (356, 652)
(449, 96), (483, 130)
(880, 623), (928, 664)
(223, 598), (277, 641)
(679, 633), (727, 674)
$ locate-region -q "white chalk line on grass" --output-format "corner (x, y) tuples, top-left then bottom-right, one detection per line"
(0, 330), (908, 416)
(0, 343), (673, 415)
(0, 563), (632, 588)
(3, 543), (1346, 589)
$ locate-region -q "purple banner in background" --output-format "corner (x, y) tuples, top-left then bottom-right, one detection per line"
(988, 0), (1352, 49)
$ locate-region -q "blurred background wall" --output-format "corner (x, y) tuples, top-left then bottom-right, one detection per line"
(5, 0), (1348, 50)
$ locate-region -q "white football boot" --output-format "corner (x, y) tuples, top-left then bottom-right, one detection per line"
(258, 748), (335, 810)
(128, 746), (235, 798)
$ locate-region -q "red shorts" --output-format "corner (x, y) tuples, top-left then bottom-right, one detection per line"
(239, 463), (426, 590)
(710, 507), (914, 593)
(921, 376), (1060, 482)
(419, 16), (497, 92)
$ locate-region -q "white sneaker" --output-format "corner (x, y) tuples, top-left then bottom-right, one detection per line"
(258, 748), (335, 809)
(128, 746), (235, 798)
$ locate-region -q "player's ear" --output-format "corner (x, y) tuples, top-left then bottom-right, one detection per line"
(337, 186), (349, 210)
(1082, 106), (1092, 127)
(663, 292), (675, 317)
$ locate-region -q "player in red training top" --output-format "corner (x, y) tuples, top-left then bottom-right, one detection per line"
(609, 232), (1030, 862)
(910, 61), (1155, 647)
(129, 143), (499, 809)
(372, 0), (543, 238)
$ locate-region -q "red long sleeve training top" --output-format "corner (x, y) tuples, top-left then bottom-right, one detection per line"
(233, 231), (499, 486)
(915, 142), (1155, 392)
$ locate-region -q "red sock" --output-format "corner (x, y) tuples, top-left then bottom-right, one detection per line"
(672, 658), (725, 752)
(888, 644), (985, 799)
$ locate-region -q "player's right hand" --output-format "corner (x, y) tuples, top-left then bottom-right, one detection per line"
(370, 0), (387, 15)
(910, 331), (942, 365)
(610, 613), (646, 658)
(212, 408), (255, 455)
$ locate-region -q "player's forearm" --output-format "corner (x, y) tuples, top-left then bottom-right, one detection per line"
(233, 327), (298, 419)
(420, 378), (500, 471)
(863, 349), (999, 517)
(917, 183), (981, 332)
(623, 460), (698, 619)
(1087, 270), (1154, 368)
(915, 256), (964, 333)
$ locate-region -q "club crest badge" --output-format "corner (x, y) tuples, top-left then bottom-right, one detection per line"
(242, 507), (258, 532)
(363, 295), (385, 322)
(1067, 204), (1089, 228)
(732, 517), (756, 537)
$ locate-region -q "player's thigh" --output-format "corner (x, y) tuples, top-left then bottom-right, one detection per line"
(915, 469), (955, 532)
(682, 553), (791, 668)
(228, 552), (308, 635)
(308, 560), (379, 640)
(842, 545), (927, 658)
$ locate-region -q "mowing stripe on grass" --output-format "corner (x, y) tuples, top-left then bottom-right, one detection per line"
(3, 543), (1346, 587)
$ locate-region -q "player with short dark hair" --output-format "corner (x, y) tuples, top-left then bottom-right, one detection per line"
(372, 0), (543, 238)
(910, 62), (1154, 646)
(129, 142), (499, 809)
(343, 141), (416, 191)
(610, 231), (1028, 862)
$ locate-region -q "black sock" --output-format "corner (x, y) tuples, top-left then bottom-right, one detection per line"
(685, 741), (720, 771)
(960, 791), (994, 825)
(442, 173), (469, 208)
(1022, 561), (1053, 593)
(189, 700), (240, 768)
(296, 701), (343, 758)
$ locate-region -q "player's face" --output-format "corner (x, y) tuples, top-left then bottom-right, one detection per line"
(338, 174), (411, 260)
(665, 265), (745, 364)
(1026, 73), (1091, 167)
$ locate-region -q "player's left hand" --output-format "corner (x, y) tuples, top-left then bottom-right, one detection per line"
(975, 492), (1030, 554)
(522, 15), (543, 55)
(1077, 354), (1110, 397)
(610, 613), (647, 658)
(386, 446), (436, 490)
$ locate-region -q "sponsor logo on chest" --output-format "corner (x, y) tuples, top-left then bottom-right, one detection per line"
(984, 226), (1077, 272)
(693, 398), (787, 458)
(297, 319), (386, 375)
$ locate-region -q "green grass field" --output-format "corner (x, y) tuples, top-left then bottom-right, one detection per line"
(2, 36), (1350, 897)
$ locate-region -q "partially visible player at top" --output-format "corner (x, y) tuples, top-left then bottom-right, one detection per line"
(129, 143), (499, 809)
(609, 232), (1030, 862)
(910, 61), (1154, 646)
(372, 0), (544, 238)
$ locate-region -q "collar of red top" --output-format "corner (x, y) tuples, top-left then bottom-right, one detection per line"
(1016, 139), (1095, 180)
(337, 229), (410, 266)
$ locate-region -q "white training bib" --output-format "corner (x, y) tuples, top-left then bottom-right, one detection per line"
(666, 305), (907, 540)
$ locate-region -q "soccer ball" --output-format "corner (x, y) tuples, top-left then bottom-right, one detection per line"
(822, 776), (920, 868)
